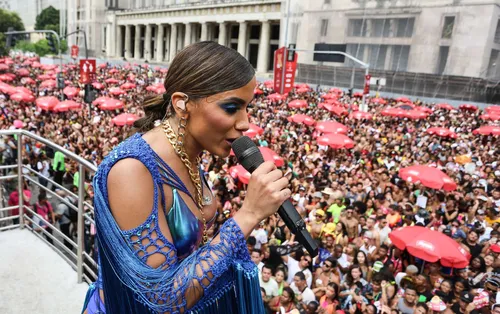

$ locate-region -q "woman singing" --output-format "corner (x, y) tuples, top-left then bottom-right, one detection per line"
(82, 42), (291, 314)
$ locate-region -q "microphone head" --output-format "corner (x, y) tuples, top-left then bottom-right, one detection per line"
(231, 136), (264, 173)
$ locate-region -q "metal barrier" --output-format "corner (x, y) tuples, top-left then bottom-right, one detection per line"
(0, 129), (97, 285)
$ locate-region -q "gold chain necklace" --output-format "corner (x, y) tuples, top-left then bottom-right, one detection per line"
(162, 119), (208, 245)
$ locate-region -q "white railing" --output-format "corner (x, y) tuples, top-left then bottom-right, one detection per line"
(0, 129), (98, 285)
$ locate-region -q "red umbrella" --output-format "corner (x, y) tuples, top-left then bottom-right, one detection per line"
(40, 80), (57, 89)
(371, 97), (387, 105)
(426, 127), (457, 138)
(112, 113), (139, 126)
(322, 93), (338, 100)
(243, 123), (264, 138)
(92, 82), (104, 90)
(315, 121), (348, 134)
(10, 93), (35, 103)
(120, 82), (136, 90)
(326, 105), (347, 117)
(21, 77), (35, 85)
(105, 78), (119, 84)
(399, 165), (457, 191)
(325, 99), (342, 106)
(16, 68), (30, 77)
(0, 74), (14, 82)
(472, 125), (500, 136)
(389, 226), (470, 268)
(349, 111), (373, 120)
(288, 100), (308, 109)
(296, 87), (309, 94)
(36, 96), (59, 111)
(435, 103), (454, 111)
(459, 104), (478, 111)
(295, 83), (310, 89)
(485, 105), (500, 114)
(109, 87), (126, 96)
(353, 92), (363, 98)
(99, 98), (124, 110)
(0, 82), (15, 94)
(54, 100), (81, 112)
(480, 113), (500, 121)
(329, 87), (342, 94)
(415, 106), (433, 114)
(381, 107), (406, 117)
(267, 93), (284, 101)
(396, 97), (412, 103)
(317, 133), (355, 149)
(12, 86), (32, 95)
(0, 64), (9, 71)
(63, 86), (80, 98)
(146, 84), (165, 94)
(287, 114), (316, 126)
(404, 110), (429, 120)
(229, 165), (251, 184)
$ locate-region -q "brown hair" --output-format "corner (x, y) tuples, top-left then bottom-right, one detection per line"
(134, 41), (255, 132)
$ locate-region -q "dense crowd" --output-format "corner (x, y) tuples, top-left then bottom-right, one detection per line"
(1, 52), (500, 314)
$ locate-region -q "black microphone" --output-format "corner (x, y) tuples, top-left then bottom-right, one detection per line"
(232, 136), (319, 257)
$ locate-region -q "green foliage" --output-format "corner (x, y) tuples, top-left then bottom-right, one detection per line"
(14, 38), (68, 56)
(14, 40), (36, 53)
(35, 6), (60, 35)
(0, 8), (25, 56)
(34, 39), (51, 56)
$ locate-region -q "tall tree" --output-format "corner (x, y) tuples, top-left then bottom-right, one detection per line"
(0, 8), (25, 56)
(35, 6), (60, 34)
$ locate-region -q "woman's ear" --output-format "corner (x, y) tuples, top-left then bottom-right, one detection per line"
(171, 92), (189, 116)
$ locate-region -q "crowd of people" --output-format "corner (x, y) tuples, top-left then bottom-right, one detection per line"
(1, 52), (500, 314)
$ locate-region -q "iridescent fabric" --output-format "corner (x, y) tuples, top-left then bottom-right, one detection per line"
(82, 133), (264, 314)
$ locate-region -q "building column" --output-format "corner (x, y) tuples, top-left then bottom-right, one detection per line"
(116, 25), (123, 58)
(125, 25), (132, 59)
(200, 22), (208, 41)
(134, 24), (141, 59)
(257, 20), (271, 73)
(144, 24), (152, 60)
(156, 24), (164, 62)
(106, 24), (112, 57)
(169, 23), (178, 62)
(184, 22), (192, 47)
(237, 21), (248, 56)
(218, 22), (227, 46)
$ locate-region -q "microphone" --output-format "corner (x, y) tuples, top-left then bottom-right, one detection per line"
(232, 136), (319, 257)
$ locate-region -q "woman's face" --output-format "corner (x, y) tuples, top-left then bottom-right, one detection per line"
(485, 255), (494, 267)
(441, 281), (451, 293)
(357, 252), (366, 264)
(183, 76), (256, 157)
(280, 291), (291, 304)
(275, 270), (284, 283)
(472, 257), (481, 269)
(325, 286), (336, 298)
(351, 267), (361, 280)
(455, 281), (465, 293)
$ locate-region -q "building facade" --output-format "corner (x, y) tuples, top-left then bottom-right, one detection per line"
(68, 0), (499, 79)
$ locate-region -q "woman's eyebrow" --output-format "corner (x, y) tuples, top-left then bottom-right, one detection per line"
(218, 96), (248, 105)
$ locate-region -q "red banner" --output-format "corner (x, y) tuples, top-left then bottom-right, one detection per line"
(79, 59), (96, 84)
(364, 74), (371, 95)
(274, 47), (298, 94)
(71, 45), (79, 59)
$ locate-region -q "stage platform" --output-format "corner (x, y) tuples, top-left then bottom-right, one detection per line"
(0, 228), (89, 314)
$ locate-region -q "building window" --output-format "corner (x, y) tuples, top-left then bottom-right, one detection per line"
(441, 16), (455, 39)
(368, 45), (388, 69)
(487, 49), (500, 78)
(320, 19), (329, 37)
(371, 19), (391, 38)
(436, 46), (450, 74)
(348, 19), (366, 37)
(345, 43), (366, 66)
(395, 18), (414, 38)
(390, 45), (410, 71)
(495, 19), (500, 44)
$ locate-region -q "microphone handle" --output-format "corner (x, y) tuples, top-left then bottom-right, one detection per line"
(278, 200), (319, 257)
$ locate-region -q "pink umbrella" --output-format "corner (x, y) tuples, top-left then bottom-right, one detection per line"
(99, 98), (124, 110)
(435, 103), (454, 110)
(287, 114), (316, 126)
(426, 127), (457, 138)
(146, 83), (166, 94)
(63, 86), (80, 98)
(0, 82), (15, 94)
(21, 77), (35, 85)
(92, 96), (114, 106)
(325, 99), (342, 106)
(295, 83), (310, 89)
(322, 93), (338, 100)
(480, 113), (500, 121)
(459, 104), (478, 111)
(381, 107), (406, 118)
(92, 82), (104, 90)
(288, 99), (308, 109)
(98, 63), (107, 69)
(112, 113), (139, 126)
(485, 106), (500, 114)
(243, 123), (264, 138)
(0, 64), (9, 71)
(0, 74), (14, 82)
(315, 121), (348, 134)
(329, 87), (342, 94)
(10, 93), (35, 103)
(16, 68), (30, 77)
(263, 80), (274, 88)
(12, 86), (32, 95)
(325, 105), (347, 117)
(371, 97), (387, 105)
(229, 165), (251, 185)
(105, 78), (119, 84)
(108, 69), (119, 74)
(472, 125), (500, 136)
(396, 97), (412, 103)
(54, 100), (81, 112)
(296, 87), (309, 93)
(120, 82), (136, 90)
(36, 96), (59, 111)
(349, 111), (373, 120)
(109, 87), (126, 96)
(399, 165), (457, 191)
(317, 133), (355, 149)
(13, 120), (23, 128)
(37, 74), (51, 80)
(267, 93), (284, 101)
(40, 80), (57, 89)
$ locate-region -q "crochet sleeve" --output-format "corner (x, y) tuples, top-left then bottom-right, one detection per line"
(138, 218), (249, 313)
